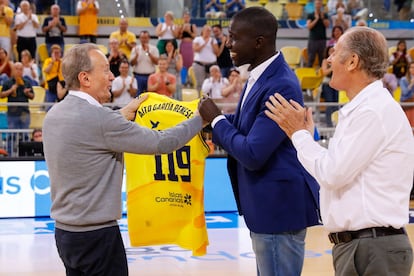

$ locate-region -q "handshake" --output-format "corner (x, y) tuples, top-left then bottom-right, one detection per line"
(198, 97), (222, 125)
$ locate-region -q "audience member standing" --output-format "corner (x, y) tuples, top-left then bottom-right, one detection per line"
(178, 11), (197, 85)
(225, 0), (245, 18)
(147, 55), (176, 98)
(111, 60), (137, 108)
(205, 0), (226, 18)
(201, 65), (229, 99)
(0, 0), (14, 54)
(192, 25), (219, 92)
(330, 6), (351, 31)
(130, 30), (159, 96)
(14, 0), (39, 61)
(155, 11), (179, 55)
(106, 38), (127, 77)
(164, 40), (183, 100)
(390, 39), (412, 80)
(109, 18), (136, 60)
(191, 0), (206, 18)
(76, 0), (99, 44)
(42, 4), (67, 56)
(135, 0), (150, 17)
(212, 24), (233, 78)
(306, 0), (329, 67)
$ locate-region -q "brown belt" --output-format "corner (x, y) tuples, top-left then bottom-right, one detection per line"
(328, 227), (406, 245)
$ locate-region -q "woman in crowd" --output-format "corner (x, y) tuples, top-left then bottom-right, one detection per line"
(390, 39), (412, 80)
(164, 40), (183, 100)
(178, 11), (197, 86)
(155, 11), (179, 55)
(21, 49), (39, 85)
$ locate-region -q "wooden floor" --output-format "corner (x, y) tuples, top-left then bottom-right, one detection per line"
(1, 213), (414, 276)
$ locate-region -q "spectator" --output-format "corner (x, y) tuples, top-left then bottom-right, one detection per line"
(42, 44), (64, 105)
(178, 10), (197, 85)
(219, 67), (243, 113)
(32, 128), (42, 142)
(0, 47), (13, 85)
(191, 0), (206, 18)
(76, 0), (99, 44)
(320, 45), (338, 127)
(346, 0), (364, 18)
(164, 40), (183, 100)
(21, 49), (39, 85)
(212, 24), (233, 78)
(265, 26), (414, 276)
(327, 0), (347, 16)
(192, 25), (219, 92)
(43, 43), (206, 276)
(155, 11), (179, 55)
(0, 0), (14, 54)
(0, 62), (34, 155)
(382, 72), (398, 94)
(330, 6), (351, 31)
(201, 65), (229, 98)
(109, 18), (136, 60)
(399, 61), (414, 129)
(205, 0), (226, 19)
(225, 0), (245, 18)
(327, 25), (344, 47)
(106, 38), (127, 77)
(130, 30), (159, 96)
(135, 0), (151, 17)
(390, 39), (411, 80)
(306, 0), (330, 67)
(111, 60), (137, 108)
(14, 0), (39, 61)
(395, 0), (412, 21)
(147, 55), (176, 98)
(41, 4), (67, 56)
(198, 7), (320, 275)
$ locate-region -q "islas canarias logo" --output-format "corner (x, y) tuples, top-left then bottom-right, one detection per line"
(155, 192), (192, 207)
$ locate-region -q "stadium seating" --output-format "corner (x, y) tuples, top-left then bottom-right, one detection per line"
(285, 2), (303, 20)
(264, 1), (284, 19)
(182, 88), (200, 101)
(37, 43), (49, 65)
(280, 46), (302, 69)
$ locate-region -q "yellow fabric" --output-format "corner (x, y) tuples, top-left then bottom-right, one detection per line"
(125, 92), (210, 256)
(109, 30), (136, 59)
(78, 2), (98, 36)
(0, 6), (13, 37)
(42, 58), (64, 89)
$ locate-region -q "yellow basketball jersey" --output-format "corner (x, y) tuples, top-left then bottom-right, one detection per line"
(125, 92), (210, 256)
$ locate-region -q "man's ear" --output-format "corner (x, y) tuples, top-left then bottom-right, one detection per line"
(347, 54), (359, 72)
(78, 72), (90, 86)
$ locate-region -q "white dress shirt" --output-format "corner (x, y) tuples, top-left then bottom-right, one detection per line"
(292, 80), (414, 232)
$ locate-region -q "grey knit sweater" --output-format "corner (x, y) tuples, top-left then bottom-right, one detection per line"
(43, 95), (203, 231)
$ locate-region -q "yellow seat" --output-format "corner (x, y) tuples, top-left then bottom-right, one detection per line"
(245, 0), (263, 8)
(280, 46), (302, 69)
(0, 95), (7, 113)
(331, 110), (339, 126)
(408, 47), (414, 61)
(187, 66), (197, 90)
(338, 90), (349, 103)
(285, 2), (303, 20)
(37, 43), (49, 65)
(97, 44), (108, 55)
(265, 1), (284, 19)
(64, 43), (76, 55)
(29, 86), (46, 113)
(295, 67), (323, 98)
(393, 86), (402, 102)
(297, 0), (308, 4)
(388, 46), (397, 57)
(182, 88), (200, 101)
(29, 111), (46, 129)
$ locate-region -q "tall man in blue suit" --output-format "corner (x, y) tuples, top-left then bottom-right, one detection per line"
(199, 7), (320, 276)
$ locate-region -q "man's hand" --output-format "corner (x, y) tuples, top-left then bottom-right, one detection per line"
(198, 97), (222, 124)
(120, 94), (148, 121)
(264, 93), (314, 139)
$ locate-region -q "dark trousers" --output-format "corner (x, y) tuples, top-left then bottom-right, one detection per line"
(307, 39), (326, 67)
(321, 83), (338, 127)
(133, 73), (150, 96)
(17, 36), (36, 61)
(55, 226), (128, 276)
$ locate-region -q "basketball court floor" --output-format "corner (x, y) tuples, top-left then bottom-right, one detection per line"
(1, 211), (414, 276)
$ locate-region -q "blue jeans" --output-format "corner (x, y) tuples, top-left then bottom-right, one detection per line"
(251, 229), (306, 276)
(134, 74), (150, 97)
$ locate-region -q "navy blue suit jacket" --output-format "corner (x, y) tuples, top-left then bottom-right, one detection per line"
(212, 54), (320, 233)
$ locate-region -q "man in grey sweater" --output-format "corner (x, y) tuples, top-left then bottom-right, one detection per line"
(43, 43), (206, 276)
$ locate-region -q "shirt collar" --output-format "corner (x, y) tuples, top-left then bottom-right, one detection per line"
(249, 52), (280, 82)
(340, 80), (384, 117)
(69, 90), (102, 107)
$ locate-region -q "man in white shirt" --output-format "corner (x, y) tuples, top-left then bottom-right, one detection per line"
(265, 26), (414, 276)
(111, 60), (137, 108)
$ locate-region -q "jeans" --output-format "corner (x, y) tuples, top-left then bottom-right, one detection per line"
(321, 83), (339, 127)
(133, 74), (150, 97)
(251, 229), (307, 276)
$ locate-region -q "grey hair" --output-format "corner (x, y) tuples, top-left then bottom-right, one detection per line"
(339, 26), (388, 79)
(62, 43), (99, 90)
